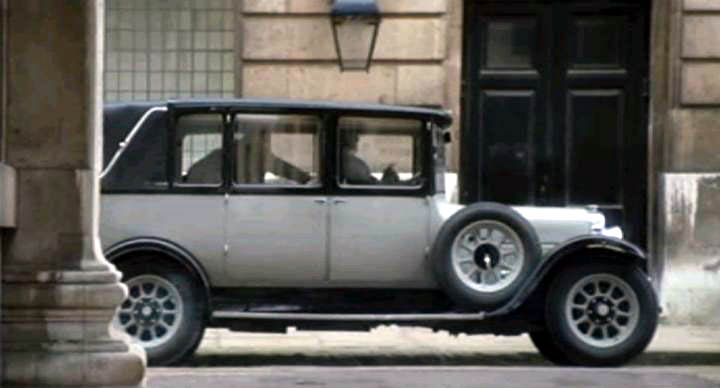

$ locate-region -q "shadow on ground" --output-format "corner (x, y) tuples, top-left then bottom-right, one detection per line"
(178, 352), (720, 367)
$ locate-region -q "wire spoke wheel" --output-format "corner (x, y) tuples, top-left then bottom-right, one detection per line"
(564, 273), (640, 348)
(114, 274), (184, 349)
(451, 220), (525, 293)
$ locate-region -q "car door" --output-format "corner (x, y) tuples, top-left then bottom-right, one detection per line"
(224, 112), (328, 284)
(139, 108), (226, 285)
(328, 116), (433, 287)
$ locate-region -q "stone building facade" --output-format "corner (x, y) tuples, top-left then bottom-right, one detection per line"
(0, 0), (719, 385)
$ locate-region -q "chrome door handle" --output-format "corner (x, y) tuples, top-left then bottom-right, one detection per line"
(313, 199), (328, 205)
(332, 199), (347, 204)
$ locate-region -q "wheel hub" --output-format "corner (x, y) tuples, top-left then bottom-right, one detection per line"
(451, 220), (526, 293)
(474, 244), (500, 270)
(113, 274), (184, 350)
(134, 298), (162, 326)
(587, 297), (616, 324)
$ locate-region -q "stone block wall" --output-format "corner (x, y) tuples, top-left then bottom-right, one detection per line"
(241, 0), (449, 104)
(241, 0), (462, 168)
(654, 0), (720, 324)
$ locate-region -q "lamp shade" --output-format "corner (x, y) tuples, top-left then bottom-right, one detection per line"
(330, 0), (381, 71)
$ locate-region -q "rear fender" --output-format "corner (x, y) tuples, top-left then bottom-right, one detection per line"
(104, 237), (212, 307)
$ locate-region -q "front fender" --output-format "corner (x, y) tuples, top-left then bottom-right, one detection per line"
(543, 235), (646, 263)
(487, 235), (648, 317)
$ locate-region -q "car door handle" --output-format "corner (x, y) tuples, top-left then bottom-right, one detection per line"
(332, 199), (346, 205)
(313, 199), (328, 205)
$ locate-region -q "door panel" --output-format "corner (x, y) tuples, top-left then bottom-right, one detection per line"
(470, 6), (548, 207)
(463, 1), (648, 246)
(226, 196), (327, 283)
(328, 197), (432, 286)
(484, 18), (537, 69)
(481, 90), (536, 205)
(566, 90), (624, 205)
(569, 16), (626, 69)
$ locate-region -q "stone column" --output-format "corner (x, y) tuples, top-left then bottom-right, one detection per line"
(1, 1), (145, 386)
(650, 0), (720, 324)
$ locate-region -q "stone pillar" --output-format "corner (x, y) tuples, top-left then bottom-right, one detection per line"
(1, 1), (145, 386)
(650, 0), (720, 324)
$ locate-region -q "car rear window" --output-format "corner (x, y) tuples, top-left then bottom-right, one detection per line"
(102, 110), (168, 192)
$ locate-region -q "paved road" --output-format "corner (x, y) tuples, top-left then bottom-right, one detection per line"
(187, 325), (720, 367)
(148, 366), (720, 388)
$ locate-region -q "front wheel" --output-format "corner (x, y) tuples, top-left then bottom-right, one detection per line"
(113, 259), (207, 366)
(544, 262), (658, 366)
(529, 330), (572, 365)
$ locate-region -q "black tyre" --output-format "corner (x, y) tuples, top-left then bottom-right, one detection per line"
(114, 259), (208, 366)
(432, 202), (541, 310)
(529, 330), (573, 365)
(545, 262), (658, 366)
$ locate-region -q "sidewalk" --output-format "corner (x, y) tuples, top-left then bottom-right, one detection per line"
(189, 325), (720, 367)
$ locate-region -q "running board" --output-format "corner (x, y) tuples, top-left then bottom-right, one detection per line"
(212, 311), (486, 322)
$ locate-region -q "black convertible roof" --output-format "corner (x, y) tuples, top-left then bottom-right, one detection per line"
(105, 98), (453, 128)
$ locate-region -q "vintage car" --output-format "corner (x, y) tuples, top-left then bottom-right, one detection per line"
(101, 99), (658, 367)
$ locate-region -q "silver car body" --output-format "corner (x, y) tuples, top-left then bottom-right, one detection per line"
(101, 191), (618, 289)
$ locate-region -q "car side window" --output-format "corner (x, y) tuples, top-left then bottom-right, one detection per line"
(176, 113), (224, 185)
(337, 117), (424, 187)
(232, 113), (321, 187)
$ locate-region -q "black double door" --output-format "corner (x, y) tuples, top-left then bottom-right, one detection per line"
(461, 0), (649, 246)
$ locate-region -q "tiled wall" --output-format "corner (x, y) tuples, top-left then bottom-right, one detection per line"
(104, 0), (237, 101)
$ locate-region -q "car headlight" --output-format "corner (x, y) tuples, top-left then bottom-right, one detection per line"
(588, 210), (606, 234)
(587, 209), (624, 239)
(601, 226), (624, 239)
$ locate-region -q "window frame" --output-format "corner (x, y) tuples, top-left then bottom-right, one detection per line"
(228, 111), (325, 193)
(330, 114), (432, 198)
(169, 108), (228, 194)
(226, 108), (327, 196)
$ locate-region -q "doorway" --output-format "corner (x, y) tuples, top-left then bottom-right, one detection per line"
(461, 0), (650, 246)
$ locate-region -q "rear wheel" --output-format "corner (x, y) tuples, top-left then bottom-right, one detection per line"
(544, 262), (658, 366)
(113, 259), (207, 366)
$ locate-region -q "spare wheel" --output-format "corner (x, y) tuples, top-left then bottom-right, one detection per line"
(432, 202), (541, 310)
